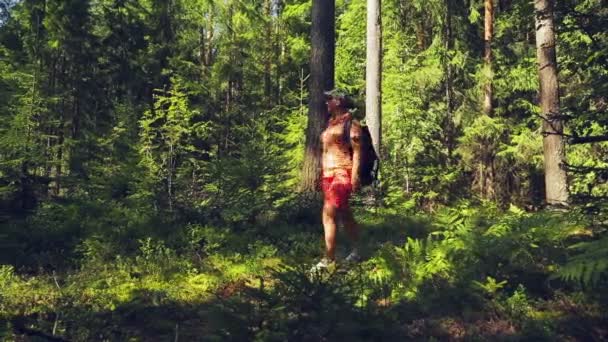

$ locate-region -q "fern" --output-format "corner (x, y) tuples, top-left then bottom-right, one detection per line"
(556, 235), (608, 288)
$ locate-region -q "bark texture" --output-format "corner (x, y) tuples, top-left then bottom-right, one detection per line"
(301, 0), (335, 193)
(366, 0), (382, 159)
(534, 0), (569, 205)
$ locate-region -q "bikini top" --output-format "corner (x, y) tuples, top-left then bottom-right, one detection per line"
(321, 113), (352, 147)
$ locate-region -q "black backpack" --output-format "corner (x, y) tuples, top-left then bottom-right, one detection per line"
(343, 119), (379, 187)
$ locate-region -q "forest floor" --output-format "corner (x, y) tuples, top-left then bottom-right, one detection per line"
(1, 203), (607, 341)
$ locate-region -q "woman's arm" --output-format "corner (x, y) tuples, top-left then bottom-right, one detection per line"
(350, 120), (363, 191)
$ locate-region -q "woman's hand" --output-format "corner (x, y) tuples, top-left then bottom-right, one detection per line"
(351, 177), (360, 193)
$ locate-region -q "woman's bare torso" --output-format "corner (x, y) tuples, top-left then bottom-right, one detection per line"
(321, 113), (353, 177)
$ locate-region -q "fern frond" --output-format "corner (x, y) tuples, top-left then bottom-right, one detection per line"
(555, 235), (608, 287)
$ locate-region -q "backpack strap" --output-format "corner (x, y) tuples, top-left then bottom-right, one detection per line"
(342, 117), (352, 146)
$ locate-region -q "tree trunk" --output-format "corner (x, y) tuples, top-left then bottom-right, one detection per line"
(415, 20), (426, 51)
(475, 0), (496, 201)
(275, 6), (283, 104)
(263, 0), (272, 104)
(199, 27), (208, 78)
(534, 0), (569, 206)
(366, 0), (381, 159)
(443, 0), (455, 163)
(301, 0), (335, 193)
(483, 0), (493, 116)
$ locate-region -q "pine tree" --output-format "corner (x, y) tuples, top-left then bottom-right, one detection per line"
(534, 0), (569, 206)
(301, 0), (335, 194)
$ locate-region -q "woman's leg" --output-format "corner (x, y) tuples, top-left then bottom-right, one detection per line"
(342, 206), (360, 247)
(322, 202), (338, 260)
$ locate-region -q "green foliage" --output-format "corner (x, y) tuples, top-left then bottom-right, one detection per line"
(473, 276), (508, 298)
(139, 78), (209, 210)
(1, 0), (608, 339)
(1, 206), (607, 340)
(458, 115), (506, 165)
(335, 0), (366, 94)
(204, 263), (398, 341)
(364, 204), (582, 309)
(505, 284), (531, 320)
(567, 123), (608, 198)
(556, 235), (608, 288)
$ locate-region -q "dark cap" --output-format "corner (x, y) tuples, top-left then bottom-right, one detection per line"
(324, 89), (356, 109)
(323, 89), (348, 98)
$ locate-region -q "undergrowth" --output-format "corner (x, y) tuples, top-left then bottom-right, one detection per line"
(1, 202), (607, 341)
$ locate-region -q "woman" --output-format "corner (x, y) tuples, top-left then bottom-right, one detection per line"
(312, 90), (362, 271)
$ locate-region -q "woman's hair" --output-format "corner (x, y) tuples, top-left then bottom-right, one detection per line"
(324, 89), (356, 110)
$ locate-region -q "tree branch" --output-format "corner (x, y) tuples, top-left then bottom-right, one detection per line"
(568, 135), (608, 145)
(537, 124), (608, 145)
(563, 163), (608, 178)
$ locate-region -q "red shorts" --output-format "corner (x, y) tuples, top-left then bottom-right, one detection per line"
(321, 169), (352, 209)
